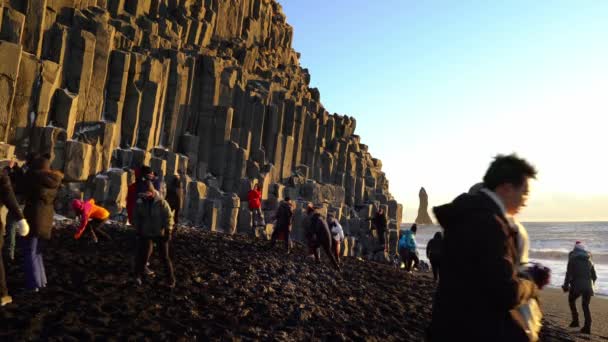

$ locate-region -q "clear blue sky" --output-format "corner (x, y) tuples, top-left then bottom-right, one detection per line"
(281, 0), (608, 221)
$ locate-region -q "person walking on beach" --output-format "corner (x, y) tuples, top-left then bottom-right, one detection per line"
(426, 231), (443, 282)
(0, 172), (30, 306)
(248, 184), (265, 232)
(372, 208), (388, 251)
(328, 213), (345, 264)
(133, 181), (175, 288)
(21, 156), (63, 292)
(72, 198), (112, 243)
(562, 241), (597, 334)
(429, 154), (541, 342)
(398, 224), (419, 272)
(166, 174), (184, 227)
(302, 205), (340, 270)
(270, 197), (294, 253)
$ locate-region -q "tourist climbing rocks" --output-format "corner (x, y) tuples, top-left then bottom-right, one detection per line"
(327, 213), (344, 264)
(270, 197), (294, 253)
(0, 172), (30, 306)
(133, 181), (176, 288)
(372, 208), (387, 251)
(248, 183), (265, 232)
(303, 205), (340, 270)
(72, 198), (112, 243)
(21, 155), (63, 292)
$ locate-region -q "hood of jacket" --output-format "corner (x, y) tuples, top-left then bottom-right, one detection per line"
(35, 170), (63, 189)
(570, 248), (591, 260)
(433, 192), (506, 232)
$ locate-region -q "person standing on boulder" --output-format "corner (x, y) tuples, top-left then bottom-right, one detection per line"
(429, 154), (541, 341)
(426, 231), (443, 282)
(248, 183), (264, 233)
(303, 205), (340, 270)
(72, 198), (112, 243)
(21, 155), (63, 292)
(133, 181), (175, 288)
(563, 241), (597, 334)
(327, 214), (345, 265)
(0, 172), (30, 306)
(372, 208), (388, 251)
(270, 197), (294, 253)
(166, 174), (184, 229)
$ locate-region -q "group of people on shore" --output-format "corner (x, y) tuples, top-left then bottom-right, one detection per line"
(265, 196), (344, 271)
(0, 157), (183, 307)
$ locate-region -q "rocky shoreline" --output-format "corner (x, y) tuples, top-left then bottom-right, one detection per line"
(0, 222), (579, 341)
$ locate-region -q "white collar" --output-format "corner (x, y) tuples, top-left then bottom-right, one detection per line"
(479, 188), (507, 216)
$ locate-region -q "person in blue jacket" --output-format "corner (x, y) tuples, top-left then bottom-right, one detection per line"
(398, 224), (419, 272)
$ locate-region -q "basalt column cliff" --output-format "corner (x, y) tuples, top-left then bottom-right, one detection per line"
(0, 0), (402, 257)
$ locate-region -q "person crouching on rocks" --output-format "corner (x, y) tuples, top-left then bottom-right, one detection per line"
(327, 214), (344, 265)
(133, 181), (176, 288)
(303, 205), (340, 271)
(21, 155), (63, 292)
(72, 198), (112, 243)
(0, 172), (30, 306)
(270, 197), (294, 253)
(398, 224), (419, 273)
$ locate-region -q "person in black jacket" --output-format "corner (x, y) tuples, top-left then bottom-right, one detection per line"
(563, 241), (597, 334)
(372, 208), (388, 250)
(165, 174), (184, 228)
(428, 154), (541, 342)
(0, 172), (30, 306)
(20, 156), (63, 292)
(426, 231), (443, 282)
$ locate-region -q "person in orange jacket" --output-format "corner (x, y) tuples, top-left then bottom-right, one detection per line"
(72, 199), (112, 243)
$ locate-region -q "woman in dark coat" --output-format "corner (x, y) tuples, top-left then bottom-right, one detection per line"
(426, 231), (443, 282)
(165, 175), (184, 227)
(21, 156), (63, 291)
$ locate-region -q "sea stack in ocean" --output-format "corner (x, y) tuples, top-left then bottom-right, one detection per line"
(0, 0), (403, 259)
(415, 187), (433, 225)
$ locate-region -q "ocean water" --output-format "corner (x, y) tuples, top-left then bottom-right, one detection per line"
(409, 222), (608, 296)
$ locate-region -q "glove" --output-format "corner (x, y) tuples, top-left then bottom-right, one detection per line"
(15, 218), (30, 237)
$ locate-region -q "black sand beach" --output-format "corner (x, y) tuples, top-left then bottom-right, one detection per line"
(0, 222), (600, 341)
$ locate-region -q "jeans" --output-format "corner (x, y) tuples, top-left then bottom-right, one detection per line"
(20, 236), (47, 290)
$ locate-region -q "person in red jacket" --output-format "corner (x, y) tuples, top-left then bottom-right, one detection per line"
(247, 184), (265, 231)
(72, 199), (112, 243)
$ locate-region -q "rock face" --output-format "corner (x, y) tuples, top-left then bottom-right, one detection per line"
(0, 0), (403, 254)
(415, 187), (433, 225)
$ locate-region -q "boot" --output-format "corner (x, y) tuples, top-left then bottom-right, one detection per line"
(580, 325), (590, 334)
(569, 319), (579, 328)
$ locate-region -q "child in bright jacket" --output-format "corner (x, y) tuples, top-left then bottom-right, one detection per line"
(72, 199), (111, 242)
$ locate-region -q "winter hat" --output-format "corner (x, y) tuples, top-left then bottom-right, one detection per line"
(574, 241), (586, 251)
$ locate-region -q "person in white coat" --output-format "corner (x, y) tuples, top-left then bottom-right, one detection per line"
(327, 214), (345, 264)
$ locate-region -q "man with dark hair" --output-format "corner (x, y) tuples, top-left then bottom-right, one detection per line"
(429, 154), (541, 341)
